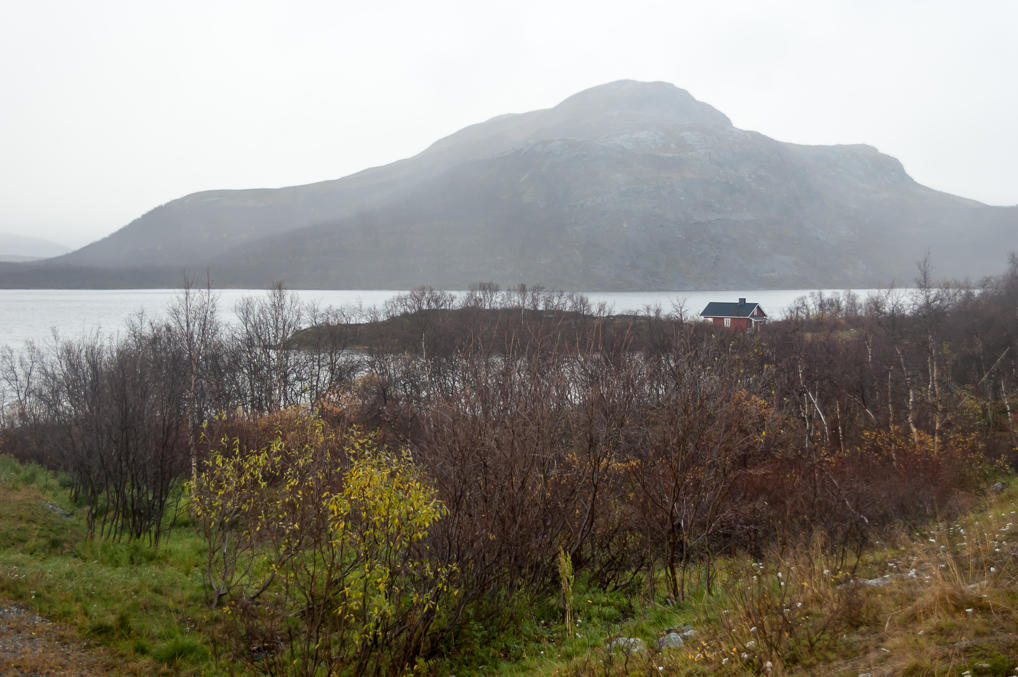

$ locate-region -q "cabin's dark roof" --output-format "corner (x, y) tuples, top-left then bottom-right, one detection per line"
(700, 301), (766, 319)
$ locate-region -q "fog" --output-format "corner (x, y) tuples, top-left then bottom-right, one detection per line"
(1, 0), (1016, 249)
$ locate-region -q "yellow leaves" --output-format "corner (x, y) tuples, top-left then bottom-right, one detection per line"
(192, 411), (458, 664)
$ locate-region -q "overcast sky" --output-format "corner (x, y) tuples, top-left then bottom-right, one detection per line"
(1, 0), (1016, 248)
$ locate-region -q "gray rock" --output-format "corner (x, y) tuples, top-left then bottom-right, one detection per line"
(42, 501), (72, 519)
(655, 632), (684, 650)
(991, 481), (1007, 493)
(607, 637), (646, 654)
(858, 575), (895, 587)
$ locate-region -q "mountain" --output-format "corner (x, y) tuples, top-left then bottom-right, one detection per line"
(0, 233), (71, 262)
(1, 80), (1014, 289)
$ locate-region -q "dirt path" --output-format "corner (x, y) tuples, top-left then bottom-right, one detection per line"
(0, 603), (115, 677)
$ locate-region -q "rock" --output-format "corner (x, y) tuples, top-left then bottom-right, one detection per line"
(42, 501), (72, 519)
(655, 632), (684, 650)
(991, 481), (1006, 493)
(858, 673), (873, 677)
(858, 575), (894, 587)
(607, 637), (646, 654)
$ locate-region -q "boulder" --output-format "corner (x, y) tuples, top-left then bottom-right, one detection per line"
(607, 637), (646, 654)
(655, 632), (684, 650)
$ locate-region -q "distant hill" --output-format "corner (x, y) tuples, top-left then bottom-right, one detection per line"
(0, 233), (70, 262)
(1, 80), (1014, 289)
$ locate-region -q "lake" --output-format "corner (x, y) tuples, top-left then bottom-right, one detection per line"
(0, 287), (906, 350)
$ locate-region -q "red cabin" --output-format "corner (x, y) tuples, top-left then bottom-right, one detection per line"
(700, 298), (767, 332)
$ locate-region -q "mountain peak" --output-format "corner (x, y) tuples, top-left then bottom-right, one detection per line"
(553, 80), (732, 128)
(421, 80), (732, 163)
(13, 80), (1009, 290)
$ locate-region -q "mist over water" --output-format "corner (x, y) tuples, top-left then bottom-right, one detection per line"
(0, 287), (907, 350)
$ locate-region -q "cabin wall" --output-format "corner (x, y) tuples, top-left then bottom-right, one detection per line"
(710, 317), (751, 331)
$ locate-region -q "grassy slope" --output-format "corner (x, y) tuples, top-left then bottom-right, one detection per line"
(2, 454), (1017, 676)
(0, 457), (220, 675)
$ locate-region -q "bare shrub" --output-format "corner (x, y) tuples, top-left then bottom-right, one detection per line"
(14, 320), (190, 543)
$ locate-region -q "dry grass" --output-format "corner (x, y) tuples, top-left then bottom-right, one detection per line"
(544, 484), (1018, 677)
(684, 484), (1018, 676)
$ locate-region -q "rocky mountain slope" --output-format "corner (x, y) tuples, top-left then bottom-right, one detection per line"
(1, 80), (1013, 289)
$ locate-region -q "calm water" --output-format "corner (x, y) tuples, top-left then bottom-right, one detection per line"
(0, 288), (902, 350)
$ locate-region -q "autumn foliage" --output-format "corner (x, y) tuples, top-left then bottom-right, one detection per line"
(191, 410), (451, 675)
(1, 260), (1016, 672)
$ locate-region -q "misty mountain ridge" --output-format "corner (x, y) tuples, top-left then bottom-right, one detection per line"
(0, 233), (71, 262)
(1, 80), (1013, 289)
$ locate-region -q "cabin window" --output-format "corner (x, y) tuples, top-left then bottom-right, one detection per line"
(724, 317), (731, 327)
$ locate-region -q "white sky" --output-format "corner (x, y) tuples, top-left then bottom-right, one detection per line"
(1, 0), (1016, 248)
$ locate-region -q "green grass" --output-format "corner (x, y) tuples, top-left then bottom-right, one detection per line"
(434, 481), (1018, 676)
(4, 454), (1018, 676)
(430, 570), (709, 676)
(0, 455), (223, 675)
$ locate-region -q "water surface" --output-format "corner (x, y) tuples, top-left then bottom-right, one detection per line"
(0, 288), (902, 350)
